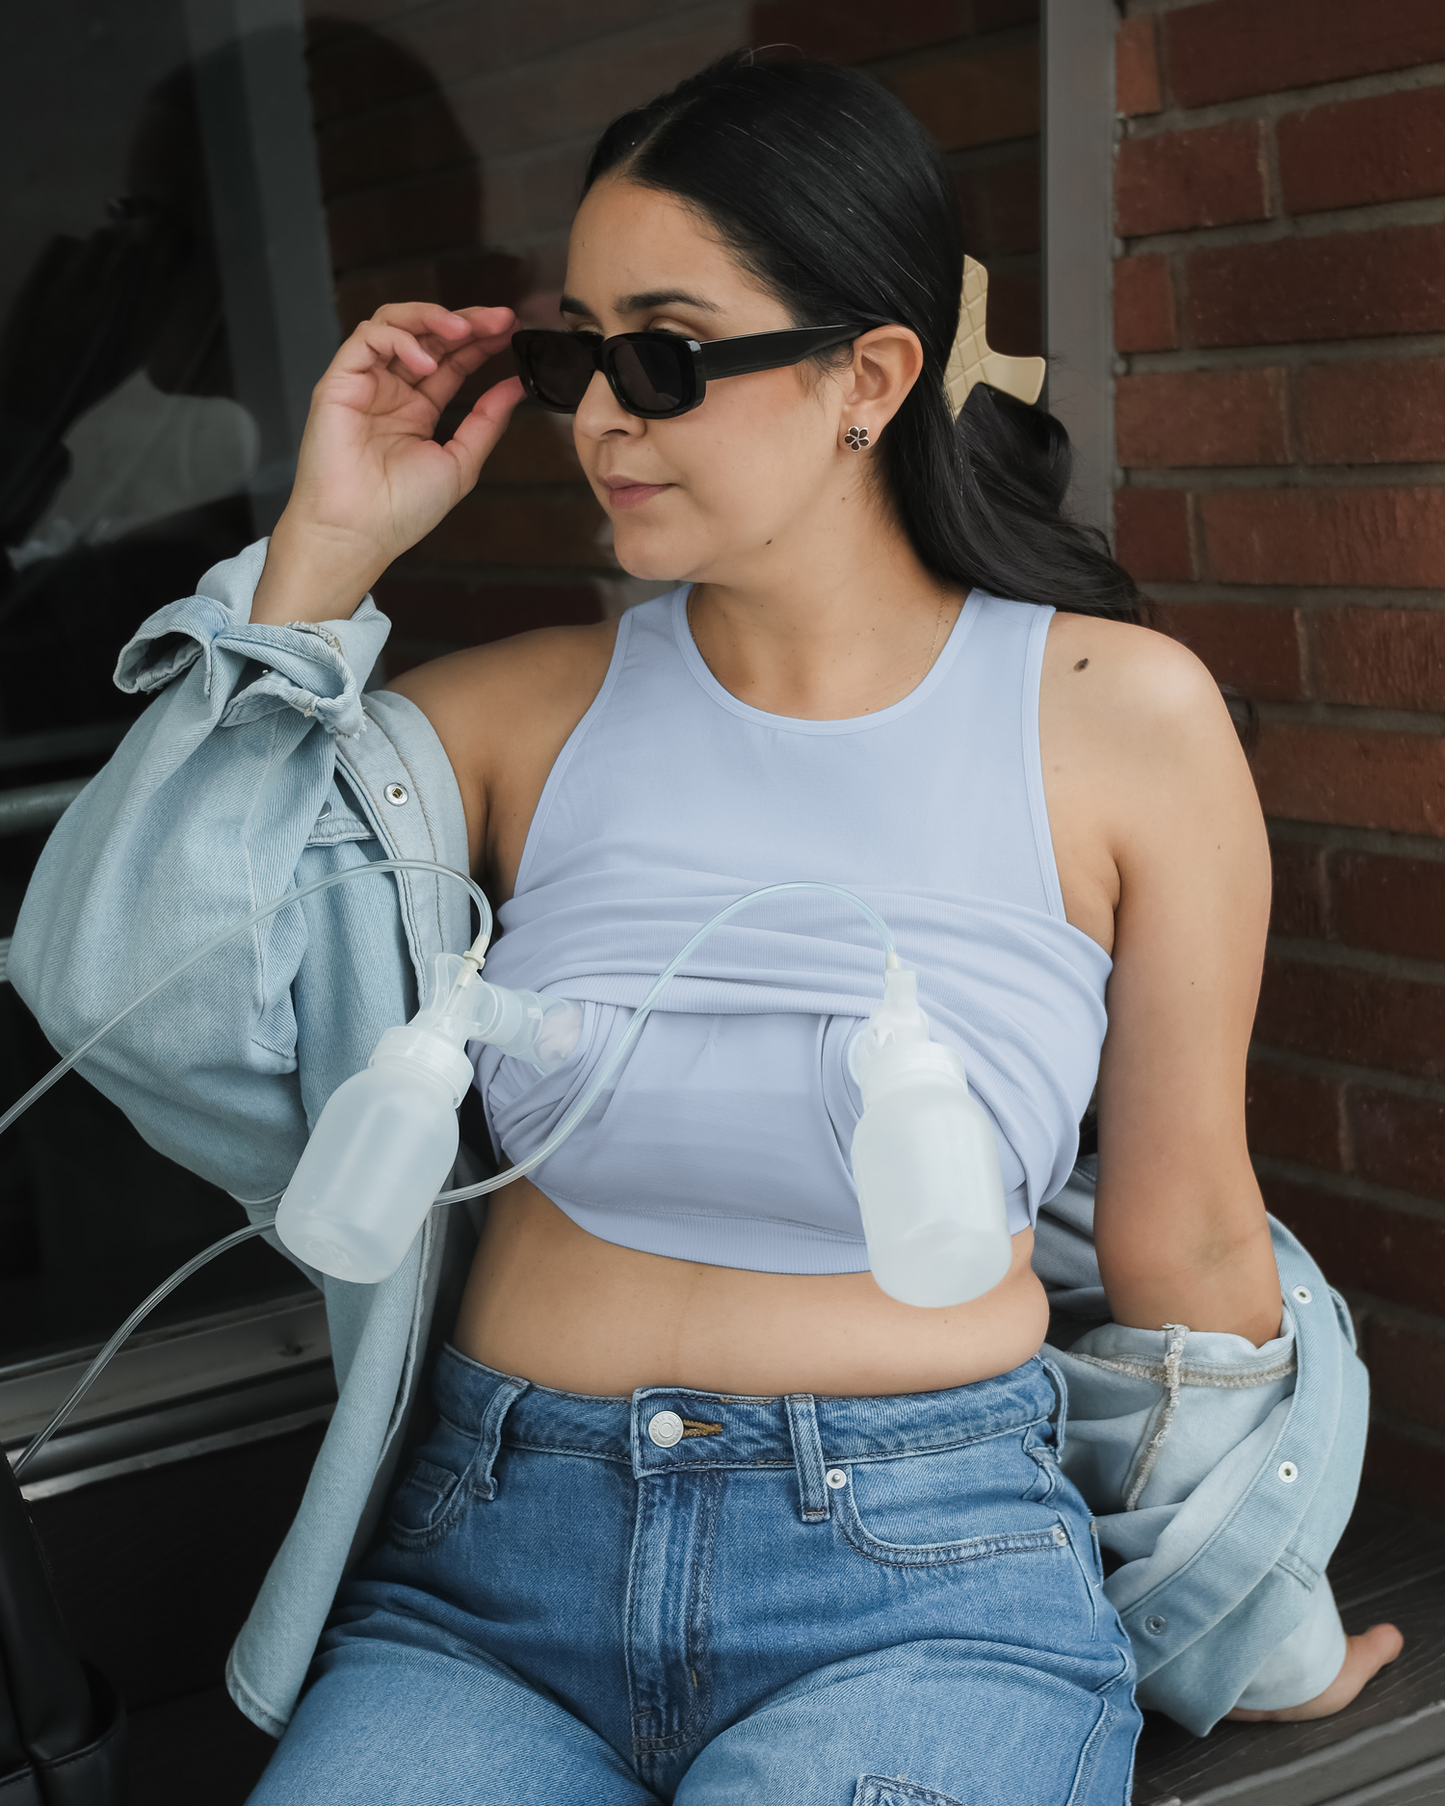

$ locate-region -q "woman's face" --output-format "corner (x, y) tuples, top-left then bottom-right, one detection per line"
(562, 176), (877, 586)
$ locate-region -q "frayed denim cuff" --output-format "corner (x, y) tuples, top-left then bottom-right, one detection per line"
(113, 536), (391, 739)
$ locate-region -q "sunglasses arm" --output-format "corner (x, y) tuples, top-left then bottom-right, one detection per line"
(696, 324), (861, 381)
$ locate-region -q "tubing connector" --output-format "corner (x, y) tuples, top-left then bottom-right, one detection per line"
(421, 951), (582, 1074)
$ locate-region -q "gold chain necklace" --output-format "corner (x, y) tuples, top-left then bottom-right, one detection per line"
(920, 594), (947, 684)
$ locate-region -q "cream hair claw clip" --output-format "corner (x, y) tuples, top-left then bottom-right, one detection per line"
(943, 255), (1047, 415)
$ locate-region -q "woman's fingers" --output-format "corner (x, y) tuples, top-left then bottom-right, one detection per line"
(406, 324), (508, 412)
(371, 299), (513, 340)
(328, 304), (517, 392)
(1224, 1623), (1404, 1723)
(327, 303), (519, 415)
(442, 374), (526, 482)
(331, 318), (441, 383)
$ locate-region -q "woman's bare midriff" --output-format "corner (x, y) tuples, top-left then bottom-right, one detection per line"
(451, 1175), (1051, 1398)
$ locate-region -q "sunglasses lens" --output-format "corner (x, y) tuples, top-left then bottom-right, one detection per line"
(609, 337), (691, 416)
(517, 333), (594, 410)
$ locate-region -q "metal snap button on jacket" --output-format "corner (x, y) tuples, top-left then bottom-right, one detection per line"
(384, 783), (409, 806)
(647, 1410), (684, 1448)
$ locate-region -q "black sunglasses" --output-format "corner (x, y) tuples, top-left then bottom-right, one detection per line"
(511, 323), (863, 420)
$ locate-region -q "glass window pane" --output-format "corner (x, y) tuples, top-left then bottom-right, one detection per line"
(0, 0), (336, 1371)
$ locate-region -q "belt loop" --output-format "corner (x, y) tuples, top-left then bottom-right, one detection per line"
(1039, 1355), (1069, 1456)
(785, 1394), (830, 1523)
(472, 1377), (528, 1501)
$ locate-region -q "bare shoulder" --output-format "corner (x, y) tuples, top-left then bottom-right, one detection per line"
(1039, 609), (1267, 950)
(1041, 609), (1241, 773)
(385, 617), (620, 776)
(1040, 606), (1249, 812)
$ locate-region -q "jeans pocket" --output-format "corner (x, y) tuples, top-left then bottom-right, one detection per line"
(386, 1418), (485, 1550)
(834, 1432), (1069, 1569)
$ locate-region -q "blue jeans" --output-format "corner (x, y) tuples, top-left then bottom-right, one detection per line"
(248, 1346), (1140, 1805)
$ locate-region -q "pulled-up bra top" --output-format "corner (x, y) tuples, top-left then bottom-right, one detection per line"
(472, 587), (1111, 1275)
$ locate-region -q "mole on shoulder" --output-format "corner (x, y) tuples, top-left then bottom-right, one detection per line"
(1074, 657), (1090, 672)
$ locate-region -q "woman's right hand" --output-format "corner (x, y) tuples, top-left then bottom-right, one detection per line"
(251, 302), (525, 625)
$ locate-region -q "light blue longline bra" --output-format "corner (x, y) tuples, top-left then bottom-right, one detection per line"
(475, 586), (1112, 1270)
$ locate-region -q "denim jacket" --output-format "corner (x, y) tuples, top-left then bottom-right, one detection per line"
(9, 541), (1367, 1742)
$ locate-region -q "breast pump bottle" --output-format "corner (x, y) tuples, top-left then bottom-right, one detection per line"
(275, 952), (582, 1283)
(849, 964), (1012, 1308)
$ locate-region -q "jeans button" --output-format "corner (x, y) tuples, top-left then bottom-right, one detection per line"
(648, 1410), (684, 1448)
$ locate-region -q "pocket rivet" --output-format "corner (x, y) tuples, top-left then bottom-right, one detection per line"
(1144, 1614), (1167, 1635)
(825, 1468), (848, 1490)
(385, 783), (409, 806)
(1292, 1285), (1313, 1305)
(1278, 1461), (1299, 1483)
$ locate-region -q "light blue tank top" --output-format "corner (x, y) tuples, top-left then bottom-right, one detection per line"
(473, 588), (1111, 1273)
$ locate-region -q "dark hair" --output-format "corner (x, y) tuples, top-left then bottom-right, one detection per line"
(583, 51), (1142, 624)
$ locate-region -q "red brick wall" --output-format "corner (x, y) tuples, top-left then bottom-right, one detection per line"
(1115, 0), (1445, 1512)
(301, 0), (1041, 669)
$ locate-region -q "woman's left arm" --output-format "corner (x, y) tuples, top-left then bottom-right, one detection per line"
(1044, 617), (1280, 1342)
(1041, 612), (1400, 1717)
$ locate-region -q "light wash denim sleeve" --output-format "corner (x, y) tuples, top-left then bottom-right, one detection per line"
(8, 537), (397, 1203)
(1039, 1164), (1368, 1735)
(8, 539), (483, 1740)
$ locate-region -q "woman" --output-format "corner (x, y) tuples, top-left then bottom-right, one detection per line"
(13, 51), (1397, 1805)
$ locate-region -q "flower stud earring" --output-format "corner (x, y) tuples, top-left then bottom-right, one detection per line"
(844, 425), (870, 450)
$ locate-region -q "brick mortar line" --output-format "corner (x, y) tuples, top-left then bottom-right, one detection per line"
(1248, 1045), (1445, 1105)
(1265, 820), (1445, 861)
(1142, 582), (1445, 609)
(1368, 1406), (1445, 1454)
(1120, 60), (1445, 140)
(1265, 933), (1445, 986)
(1254, 700), (1445, 735)
(1252, 1154), (1445, 1225)
(1335, 1291), (1445, 1341)
(1121, 335), (1445, 375)
(1122, 466), (1445, 490)
(1120, 193), (1445, 257)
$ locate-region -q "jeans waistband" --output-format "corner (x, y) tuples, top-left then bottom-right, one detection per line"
(432, 1344), (1058, 1481)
